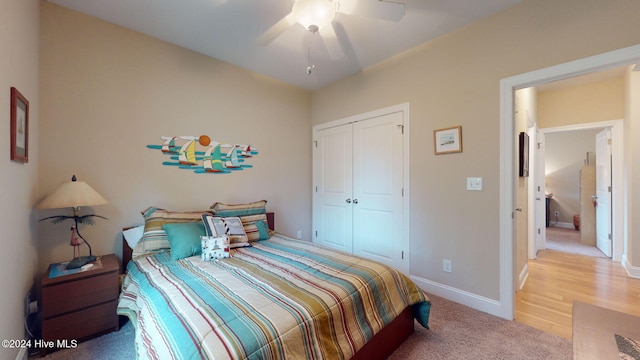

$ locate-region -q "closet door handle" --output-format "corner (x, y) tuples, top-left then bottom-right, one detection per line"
(353, 199), (359, 204)
(346, 198), (351, 203)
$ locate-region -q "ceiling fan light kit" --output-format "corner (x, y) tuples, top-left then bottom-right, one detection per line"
(258, 0), (406, 76)
(292, 0), (336, 30)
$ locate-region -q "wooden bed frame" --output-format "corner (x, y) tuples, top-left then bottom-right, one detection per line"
(121, 212), (415, 359)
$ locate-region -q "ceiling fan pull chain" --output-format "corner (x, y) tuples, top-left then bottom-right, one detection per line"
(306, 24), (319, 75)
(307, 46), (315, 75)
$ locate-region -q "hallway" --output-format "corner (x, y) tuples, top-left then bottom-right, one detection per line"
(545, 227), (607, 258)
(516, 249), (640, 339)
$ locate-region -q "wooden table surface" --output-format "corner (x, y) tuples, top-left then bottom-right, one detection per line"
(572, 301), (640, 359)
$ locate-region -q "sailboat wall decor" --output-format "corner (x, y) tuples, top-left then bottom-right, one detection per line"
(147, 135), (258, 174)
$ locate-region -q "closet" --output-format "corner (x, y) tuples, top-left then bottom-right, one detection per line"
(312, 105), (408, 273)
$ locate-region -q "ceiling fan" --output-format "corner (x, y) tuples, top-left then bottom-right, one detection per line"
(257, 0), (406, 61)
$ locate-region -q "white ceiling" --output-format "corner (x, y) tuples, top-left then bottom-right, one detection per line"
(48, 0), (522, 90)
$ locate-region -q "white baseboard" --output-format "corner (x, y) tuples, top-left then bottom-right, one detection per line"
(410, 275), (504, 319)
(548, 222), (575, 229)
(518, 263), (529, 290)
(622, 254), (640, 279)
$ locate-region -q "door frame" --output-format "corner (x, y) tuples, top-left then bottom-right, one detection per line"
(595, 127), (613, 257)
(499, 44), (640, 320)
(536, 121), (623, 260)
(533, 127), (546, 256)
(312, 102), (411, 274)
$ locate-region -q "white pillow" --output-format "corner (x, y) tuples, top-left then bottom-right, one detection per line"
(201, 235), (230, 261)
(123, 225), (144, 249)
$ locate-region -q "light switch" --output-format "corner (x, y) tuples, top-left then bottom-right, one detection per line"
(466, 177), (483, 191)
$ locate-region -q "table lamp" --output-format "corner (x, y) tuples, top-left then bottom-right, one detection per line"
(37, 175), (108, 269)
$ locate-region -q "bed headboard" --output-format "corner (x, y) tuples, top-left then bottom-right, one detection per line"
(121, 212), (274, 273)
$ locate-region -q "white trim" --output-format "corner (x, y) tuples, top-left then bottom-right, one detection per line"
(527, 125), (537, 260)
(410, 275), (502, 317)
(500, 44), (640, 320)
(313, 103), (409, 131)
(549, 222), (576, 229)
(312, 103), (411, 275)
(518, 262), (529, 290)
(622, 255), (640, 279)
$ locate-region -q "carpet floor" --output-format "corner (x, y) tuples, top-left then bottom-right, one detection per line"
(388, 294), (572, 360)
(34, 294), (572, 360)
(545, 227), (607, 258)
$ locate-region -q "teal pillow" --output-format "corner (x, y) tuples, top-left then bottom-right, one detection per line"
(254, 220), (270, 240)
(162, 222), (206, 260)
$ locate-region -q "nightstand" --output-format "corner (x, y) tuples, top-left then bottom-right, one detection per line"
(41, 254), (120, 351)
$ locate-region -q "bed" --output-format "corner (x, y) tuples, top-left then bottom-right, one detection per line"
(117, 206), (430, 360)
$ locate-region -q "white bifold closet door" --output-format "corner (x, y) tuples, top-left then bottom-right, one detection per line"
(314, 111), (405, 272)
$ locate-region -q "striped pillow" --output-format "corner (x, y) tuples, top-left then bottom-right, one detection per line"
(139, 207), (213, 253)
(211, 200), (270, 241)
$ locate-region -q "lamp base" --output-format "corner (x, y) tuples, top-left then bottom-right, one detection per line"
(66, 255), (96, 270)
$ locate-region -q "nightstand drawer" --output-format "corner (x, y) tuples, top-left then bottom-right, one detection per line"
(42, 300), (118, 341)
(42, 269), (119, 318)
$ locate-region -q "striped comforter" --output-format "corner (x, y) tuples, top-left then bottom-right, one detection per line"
(118, 233), (430, 360)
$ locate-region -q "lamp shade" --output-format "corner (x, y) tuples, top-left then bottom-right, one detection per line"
(37, 175), (108, 210)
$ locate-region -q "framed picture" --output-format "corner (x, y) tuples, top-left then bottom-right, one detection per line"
(519, 132), (529, 177)
(10, 87), (29, 163)
(434, 126), (462, 155)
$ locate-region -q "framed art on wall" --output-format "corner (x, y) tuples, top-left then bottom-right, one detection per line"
(10, 87), (29, 163)
(434, 125), (462, 155)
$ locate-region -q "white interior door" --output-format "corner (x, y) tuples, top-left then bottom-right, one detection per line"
(534, 130), (546, 254)
(352, 112), (405, 273)
(595, 128), (612, 257)
(313, 124), (353, 252)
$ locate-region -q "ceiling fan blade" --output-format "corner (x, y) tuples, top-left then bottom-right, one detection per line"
(256, 13), (295, 45)
(339, 0), (405, 22)
(319, 24), (344, 59)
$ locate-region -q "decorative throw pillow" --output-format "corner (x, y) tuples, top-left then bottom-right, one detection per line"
(201, 214), (250, 248)
(162, 222), (206, 260)
(253, 218), (271, 241)
(139, 207), (212, 253)
(201, 235), (230, 261)
(210, 200), (270, 241)
(211, 200), (267, 217)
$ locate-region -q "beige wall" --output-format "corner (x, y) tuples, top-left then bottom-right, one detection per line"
(538, 77), (625, 128)
(39, 3), (311, 273)
(0, 0), (40, 358)
(311, 0), (640, 300)
(545, 129), (600, 225)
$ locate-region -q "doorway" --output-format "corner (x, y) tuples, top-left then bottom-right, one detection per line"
(535, 123), (621, 259)
(498, 44), (640, 320)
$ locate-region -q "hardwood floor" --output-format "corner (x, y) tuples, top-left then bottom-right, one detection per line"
(516, 249), (640, 339)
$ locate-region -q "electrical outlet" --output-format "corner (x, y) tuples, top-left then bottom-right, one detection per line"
(466, 177), (483, 191)
(443, 259), (452, 273)
(296, 230), (302, 239)
(554, 210), (560, 217)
